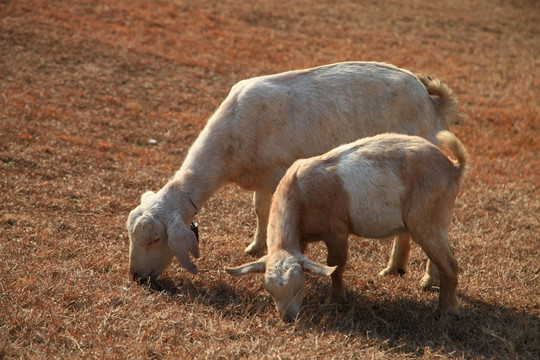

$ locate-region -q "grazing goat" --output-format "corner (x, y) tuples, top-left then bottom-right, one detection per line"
(127, 61), (458, 282)
(226, 131), (467, 324)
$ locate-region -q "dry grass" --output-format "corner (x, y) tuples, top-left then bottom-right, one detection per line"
(1, 0), (539, 358)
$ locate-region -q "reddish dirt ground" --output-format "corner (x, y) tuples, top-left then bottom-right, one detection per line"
(1, 0), (539, 358)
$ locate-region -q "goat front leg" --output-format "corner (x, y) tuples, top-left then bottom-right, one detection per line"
(325, 236), (349, 303)
(244, 190), (272, 255)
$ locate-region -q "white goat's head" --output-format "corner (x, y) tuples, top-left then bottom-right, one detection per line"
(127, 191), (200, 282)
(226, 252), (335, 322)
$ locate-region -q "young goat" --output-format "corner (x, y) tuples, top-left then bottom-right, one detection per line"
(226, 131), (467, 325)
(127, 61), (458, 283)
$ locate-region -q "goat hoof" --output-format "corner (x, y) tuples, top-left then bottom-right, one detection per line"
(378, 267), (394, 276)
(420, 275), (439, 291)
(244, 241), (266, 256)
(326, 293), (346, 304)
(438, 311), (459, 327)
(445, 313), (459, 327)
(379, 266), (406, 277)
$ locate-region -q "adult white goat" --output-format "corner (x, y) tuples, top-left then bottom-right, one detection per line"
(226, 131), (468, 324)
(127, 61), (458, 282)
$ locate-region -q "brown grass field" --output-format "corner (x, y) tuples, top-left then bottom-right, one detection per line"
(1, 0), (539, 358)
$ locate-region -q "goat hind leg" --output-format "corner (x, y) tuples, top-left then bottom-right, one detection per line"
(420, 259), (440, 290)
(414, 233), (459, 325)
(379, 232), (411, 277)
(379, 232), (440, 290)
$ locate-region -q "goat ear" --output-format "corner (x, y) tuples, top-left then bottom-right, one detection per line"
(167, 216), (200, 274)
(225, 257), (267, 276)
(132, 213), (159, 244)
(141, 191), (156, 204)
(127, 207), (143, 233)
(301, 257), (336, 276)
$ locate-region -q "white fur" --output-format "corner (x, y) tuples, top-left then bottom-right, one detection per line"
(336, 152), (406, 238)
(127, 62), (458, 280)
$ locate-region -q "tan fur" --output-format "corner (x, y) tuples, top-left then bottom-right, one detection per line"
(227, 132), (467, 324)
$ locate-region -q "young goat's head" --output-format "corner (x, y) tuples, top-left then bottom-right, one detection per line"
(127, 191), (199, 282)
(226, 251), (335, 322)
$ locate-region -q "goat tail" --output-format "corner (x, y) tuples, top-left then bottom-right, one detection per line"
(416, 73), (460, 127)
(436, 130), (468, 182)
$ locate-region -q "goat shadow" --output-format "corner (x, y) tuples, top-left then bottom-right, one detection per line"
(144, 275), (270, 319)
(144, 276), (539, 359)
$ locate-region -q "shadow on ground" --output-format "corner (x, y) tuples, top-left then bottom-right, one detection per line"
(143, 276), (538, 359)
